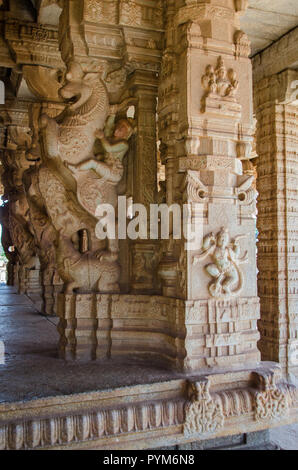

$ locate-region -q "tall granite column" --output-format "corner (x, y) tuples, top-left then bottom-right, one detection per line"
(254, 70), (298, 377)
(158, 0), (260, 371)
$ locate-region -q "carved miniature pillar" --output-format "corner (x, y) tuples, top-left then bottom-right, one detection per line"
(158, 0), (260, 371)
(254, 70), (298, 377)
(129, 71), (159, 293)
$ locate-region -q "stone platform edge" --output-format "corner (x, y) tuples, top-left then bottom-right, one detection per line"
(0, 363), (297, 450)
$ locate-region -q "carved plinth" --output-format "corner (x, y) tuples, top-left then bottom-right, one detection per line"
(57, 293), (109, 361)
(57, 293), (183, 364)
(203, 95), (242, 119)
(56, 292), (262, 371)
(184, 297), (261, 371)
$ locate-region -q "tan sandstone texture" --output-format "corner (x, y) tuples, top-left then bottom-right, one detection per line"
(0, 0), (296, 450)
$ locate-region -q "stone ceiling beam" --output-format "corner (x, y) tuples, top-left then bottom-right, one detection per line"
(252, 26), (298, 84)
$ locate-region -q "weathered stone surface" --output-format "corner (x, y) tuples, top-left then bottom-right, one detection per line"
(255, 71), (298, 378)
(0, 0), (297, 451)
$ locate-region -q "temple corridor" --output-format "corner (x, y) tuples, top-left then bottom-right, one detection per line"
(0, 0), (297, 451)
(0, 283), (182, 404)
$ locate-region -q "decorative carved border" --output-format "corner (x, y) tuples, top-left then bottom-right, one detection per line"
(0, 367), (296, 450)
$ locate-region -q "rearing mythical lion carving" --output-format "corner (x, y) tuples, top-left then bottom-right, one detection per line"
(37, 61), (133, 294)
(40, 61), (109, 165)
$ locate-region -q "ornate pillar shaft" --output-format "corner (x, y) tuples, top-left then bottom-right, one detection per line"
(158, 0), (260, 371)
(0, 99), (43, 304)
(129, 71), (159, 293)
(24, 100), (65, 315)
(255, 71), (298, 377)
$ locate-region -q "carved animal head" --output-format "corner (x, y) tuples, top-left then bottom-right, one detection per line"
(59, 61), (98, 112)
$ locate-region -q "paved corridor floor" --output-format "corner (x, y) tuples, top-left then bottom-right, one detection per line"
(0, 284), (297, 449)
(0, 284), (180, 403)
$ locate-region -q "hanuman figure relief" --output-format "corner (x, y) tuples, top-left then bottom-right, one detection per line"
(194, 228), (248, 298)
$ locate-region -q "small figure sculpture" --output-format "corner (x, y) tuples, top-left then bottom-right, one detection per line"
(67, 115), (133, 191)
(226, 70), (239, 97)
(193, 228), (248, 298)
(65, 115), (134, 258)
(201, 56), (239, 98)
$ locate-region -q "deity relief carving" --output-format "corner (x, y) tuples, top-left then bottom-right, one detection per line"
(194, 228), (248, 299)
(184, 379), (224, 436)
(202, 57), (239, 99)
(201, 57), (241, 116)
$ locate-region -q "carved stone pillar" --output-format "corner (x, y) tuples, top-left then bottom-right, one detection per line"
(0, 101), (43, 305)
(40, 0), (135, 356)
(158, 0), (260, 371)
(129, 70), (159, 293)
(254, 70), (298, 377)
(24, 99), (65, 316)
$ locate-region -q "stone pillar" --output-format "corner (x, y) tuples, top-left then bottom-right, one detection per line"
(254, 70), (298, 377)
(23, 99), (65, 316)
(0, 100), (43, 305)
(158, 0), (260, 371)
(129, 70), (159, 293)
(51, 0), (164, 358)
